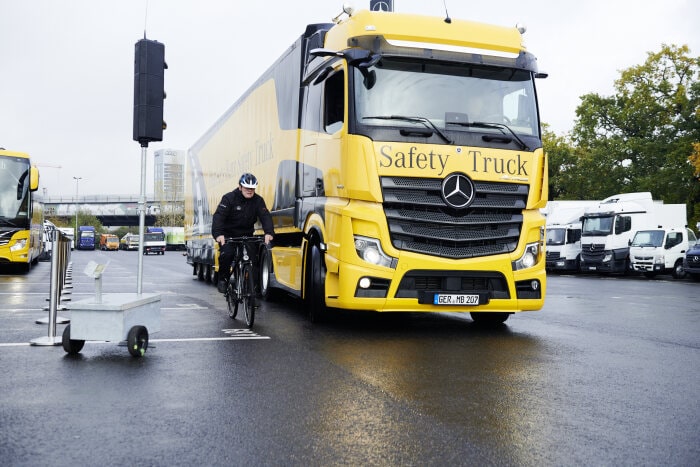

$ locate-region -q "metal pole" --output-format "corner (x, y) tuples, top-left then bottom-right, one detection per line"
(73, 176), (81, 239)
(30, 228), (62, 345)
(137, 145), (147, 294)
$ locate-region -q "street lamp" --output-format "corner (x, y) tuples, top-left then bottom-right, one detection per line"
(73, 176), (82, 239)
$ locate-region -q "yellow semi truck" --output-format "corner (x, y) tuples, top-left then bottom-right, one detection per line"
(186, 7), (548, 324)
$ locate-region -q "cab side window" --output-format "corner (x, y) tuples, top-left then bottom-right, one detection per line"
(323, 71), (344, 134)
(665, 232), (682, 249)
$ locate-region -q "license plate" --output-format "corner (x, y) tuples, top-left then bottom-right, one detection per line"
(434, 294), (480, 305)
(588, 266), (597, 271)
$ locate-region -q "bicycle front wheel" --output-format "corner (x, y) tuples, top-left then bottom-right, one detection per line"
(242, 263), (256, 328)
(227, 277), (238, 319)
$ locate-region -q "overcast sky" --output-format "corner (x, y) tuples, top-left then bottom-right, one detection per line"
(1, 0), (698, 197)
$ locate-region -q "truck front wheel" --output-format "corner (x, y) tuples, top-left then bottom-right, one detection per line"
(672, 260), (686, 279)
(306, 244), (327, 323)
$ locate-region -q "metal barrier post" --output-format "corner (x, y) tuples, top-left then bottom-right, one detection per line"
(31, 227), (64, 345)
(37, 228), (70, 323)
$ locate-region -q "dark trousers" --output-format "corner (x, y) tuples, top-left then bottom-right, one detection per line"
(218, 241), (259, 284)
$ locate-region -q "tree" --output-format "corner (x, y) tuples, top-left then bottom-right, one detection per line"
(569, 44), (700, 227)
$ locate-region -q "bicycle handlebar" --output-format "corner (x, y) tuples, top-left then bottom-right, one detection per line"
(224, 236), (266, 244)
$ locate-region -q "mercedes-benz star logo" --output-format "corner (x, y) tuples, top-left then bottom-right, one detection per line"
(441, 173), (475, 209)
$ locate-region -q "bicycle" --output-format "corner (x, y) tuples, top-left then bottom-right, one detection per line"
(224, 236), (264, 328)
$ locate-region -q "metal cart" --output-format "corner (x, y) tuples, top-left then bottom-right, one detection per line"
(62, 261), (161, 357)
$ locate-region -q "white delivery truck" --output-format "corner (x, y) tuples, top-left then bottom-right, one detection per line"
(544, 201), (599, 273)
(629, 226), (696, 278)
(579, 192), (687, 274)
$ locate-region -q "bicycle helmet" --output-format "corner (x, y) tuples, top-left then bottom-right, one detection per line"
(239, 173), (258, 189)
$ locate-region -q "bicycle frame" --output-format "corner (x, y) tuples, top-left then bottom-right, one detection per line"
(225, 236), (264, 327)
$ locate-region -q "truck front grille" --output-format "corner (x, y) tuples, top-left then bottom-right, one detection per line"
(381, 177), (527, 259)
(546, 251), (561, 260)
(581, 243), (606, 261)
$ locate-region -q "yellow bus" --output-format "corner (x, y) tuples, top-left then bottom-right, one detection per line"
(0, 149), (42, 272)
(186, 8), (548, 324)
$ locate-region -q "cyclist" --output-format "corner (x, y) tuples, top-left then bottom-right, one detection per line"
(212, 173), (274, 294)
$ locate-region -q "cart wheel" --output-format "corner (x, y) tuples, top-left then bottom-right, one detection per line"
(62, 324), (85, 354)
(127, 326), (149, 357)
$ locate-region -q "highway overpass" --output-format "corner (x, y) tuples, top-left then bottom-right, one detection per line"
(41, 194), (184, 227)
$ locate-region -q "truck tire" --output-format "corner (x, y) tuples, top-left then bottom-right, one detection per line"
(672, 260), (686, 279)
(306, 243), (327, 323)
(259, 247), (276, 301)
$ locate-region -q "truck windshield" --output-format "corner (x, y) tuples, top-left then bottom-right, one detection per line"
(631, 230), (664, 247)
(0, 156), (31, 225)
(144, 233), (164, 242)
(353, 58), (539, 137)
(546, 228), (566, 246)
(582, 215), (613, 236)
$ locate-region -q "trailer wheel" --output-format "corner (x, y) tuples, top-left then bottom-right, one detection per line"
(62, 325), (85, 354)
(127, 326), (149, 357)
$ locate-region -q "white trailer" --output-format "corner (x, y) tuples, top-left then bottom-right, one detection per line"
(579, 192), (687, 274)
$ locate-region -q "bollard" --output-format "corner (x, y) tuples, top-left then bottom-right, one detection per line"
(31, 228), (70, 345)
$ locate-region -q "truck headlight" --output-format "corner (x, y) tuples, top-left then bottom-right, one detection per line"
(10, 238), (27, 252)
(512, 242), (541, 271)
(654, 256), (664, 265)
(603, 253), (612, 262)
(354, 236), (396, 269)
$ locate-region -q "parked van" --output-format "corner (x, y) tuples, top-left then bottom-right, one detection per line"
(100, 234), (120, 251)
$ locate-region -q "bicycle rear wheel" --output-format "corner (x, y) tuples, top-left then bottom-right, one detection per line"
(242, 263), (256, 327)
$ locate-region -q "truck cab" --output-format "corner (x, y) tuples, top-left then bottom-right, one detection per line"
(543, 202), (598, 273)
(120, 233), (139, 251)
(546, 221), (582, 272)
(630, 227), (696, 278)
(100, 234), (120, 251)
(77, 226), (96, 250)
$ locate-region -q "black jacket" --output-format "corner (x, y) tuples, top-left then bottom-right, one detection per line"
(211, 188), (274, 239)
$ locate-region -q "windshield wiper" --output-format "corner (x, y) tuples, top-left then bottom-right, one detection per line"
(451, 120), (530, 151)
(0, 217), (20, 227)
(363, 115), (453, 144)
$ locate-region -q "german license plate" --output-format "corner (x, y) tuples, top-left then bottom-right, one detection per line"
(433, 294), (480, 305)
